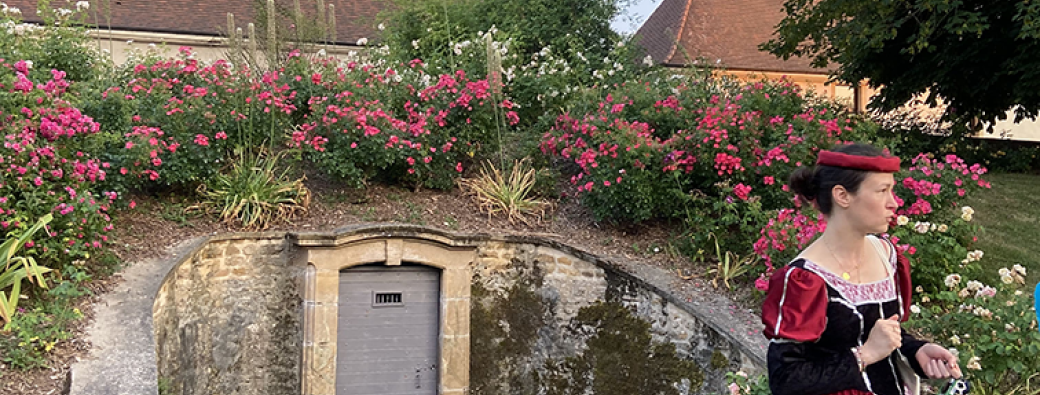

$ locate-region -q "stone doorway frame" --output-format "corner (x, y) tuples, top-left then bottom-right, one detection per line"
(294, 233), (477, 395)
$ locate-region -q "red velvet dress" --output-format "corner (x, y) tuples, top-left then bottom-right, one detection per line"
(761, 236), (927, 395)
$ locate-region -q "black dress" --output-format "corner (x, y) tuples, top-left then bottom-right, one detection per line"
(761, 236), (929, 395)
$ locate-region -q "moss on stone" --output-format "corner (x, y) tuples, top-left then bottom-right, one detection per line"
(469, 260), (547, 395)
(711, 349), (729, 370)
(537, 301), (704, 395)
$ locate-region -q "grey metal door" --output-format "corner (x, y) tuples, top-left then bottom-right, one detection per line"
(336, 265), (440, 395)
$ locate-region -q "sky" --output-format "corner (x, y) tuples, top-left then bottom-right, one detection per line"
(611, 0), (663, 35)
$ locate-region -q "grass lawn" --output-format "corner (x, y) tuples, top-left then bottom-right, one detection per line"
(968, 172), (1040, 289)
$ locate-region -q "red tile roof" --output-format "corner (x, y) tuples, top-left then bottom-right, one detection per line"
(635, 0), (826, 74)
(3, 0), (383, 45)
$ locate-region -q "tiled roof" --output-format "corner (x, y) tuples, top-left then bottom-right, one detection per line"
(3, 0), (383, 45)
(635, 0), (826, 74)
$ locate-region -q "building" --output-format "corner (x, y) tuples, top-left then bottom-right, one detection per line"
(635, 0), (873, 112)
(3, 0), (380, 63)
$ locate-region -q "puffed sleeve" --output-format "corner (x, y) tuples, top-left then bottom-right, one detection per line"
(762, 264), (870, 395)
(761, 265), (828, 341)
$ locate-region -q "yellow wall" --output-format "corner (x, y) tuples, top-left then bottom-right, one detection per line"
(86, 29), (362, 65)
(719, 69), (876, 113)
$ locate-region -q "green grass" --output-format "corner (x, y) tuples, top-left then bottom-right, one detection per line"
(968, 172), (1040, 289)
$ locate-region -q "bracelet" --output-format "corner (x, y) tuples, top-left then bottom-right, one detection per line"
(852, 346), (866, 372)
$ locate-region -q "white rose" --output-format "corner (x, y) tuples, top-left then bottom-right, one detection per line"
(999, 267), (1011, 277)
(949, 335), (961, 345)
(377, 23), (385, 31)
(910, 305), (921, 314)
(944, 274), (962, 288)
(961, 212), (973, 221)
(357, 37), (368, 46)
(1002, 274), (1015, 284)
(914, 221), (930, 234)
(966, 356), (982, 370)
(937, 224), (948, 232)
(962, 206), (975, 216)
(965, 280), (983, 292)
(897, 215), (910, 226)
(1013, 264), (1027, 276)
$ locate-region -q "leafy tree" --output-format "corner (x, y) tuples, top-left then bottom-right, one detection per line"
(380, 0), (622, 70)
(762, 0), (1040, 128)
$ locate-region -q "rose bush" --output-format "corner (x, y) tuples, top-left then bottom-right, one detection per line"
(295, 55), (518, 189)
(908, 266), (1040, 394)
(540, 72), (881, 254)
(0, 59), (116, 271)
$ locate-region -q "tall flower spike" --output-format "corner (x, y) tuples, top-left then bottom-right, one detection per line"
(266, 0), (276, 63)
(327, 4), (336, 44)
(293, 0), (302, 33)
(248, 23), (257, 55)
(485, 33), (502, 97)
(227, 13), (236, 47)
(316, 0), (326, 44)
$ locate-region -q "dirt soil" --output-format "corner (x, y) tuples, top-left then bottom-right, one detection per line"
(0, 175), (764, 394)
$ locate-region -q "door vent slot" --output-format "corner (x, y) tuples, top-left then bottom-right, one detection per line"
(373, 292), (403, 307)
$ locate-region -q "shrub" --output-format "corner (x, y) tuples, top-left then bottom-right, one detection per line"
(296, 58), (518, 189)
(0, 1), (99, 84)
(540, 72), (881, 254)
(725, 371), (770, 395)
(0, 214), (52, 326)
(98, 48), (294, 190)
(908, 266), (1040, 394)
(0, 60), (117, 271)
(458, 158), (550, 224)
(189, 149), (310, 230)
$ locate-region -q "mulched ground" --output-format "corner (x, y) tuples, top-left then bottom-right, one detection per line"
(0, 173), (762, 394)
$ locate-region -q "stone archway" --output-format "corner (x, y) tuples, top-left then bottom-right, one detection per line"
(295, 236), (477, 395)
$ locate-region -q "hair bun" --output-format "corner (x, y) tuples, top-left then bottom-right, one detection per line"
(788, 166), (817, 203)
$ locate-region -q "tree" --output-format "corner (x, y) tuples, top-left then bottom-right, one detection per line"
(762, 0), (1040, 128)
(380, 0), (622, 70)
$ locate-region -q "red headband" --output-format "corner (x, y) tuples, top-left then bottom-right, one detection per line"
(816, 150), (901, 172)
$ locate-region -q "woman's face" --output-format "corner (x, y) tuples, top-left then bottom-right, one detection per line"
(846, 172), (898, 233)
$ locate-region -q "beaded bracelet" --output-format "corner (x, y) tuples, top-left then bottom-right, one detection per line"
(851, 346), (866, 372)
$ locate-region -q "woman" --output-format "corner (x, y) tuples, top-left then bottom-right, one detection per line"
(761, 143), (962, 395)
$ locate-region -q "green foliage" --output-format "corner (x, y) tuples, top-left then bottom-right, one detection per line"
(764, 0), (1040, 129)
(189, 149), (310, 230)
(0, 1), (100, 83)
(542, 71), (881, 255)
(381, 0), (622, 73)
(908, 267), (1040, 395)
(459, 159), (550, 224)
(725, 371), (771, 395)
(0, 214), (53, 326)
(0, 293), (84, 371)
(704, 232), (757, 290)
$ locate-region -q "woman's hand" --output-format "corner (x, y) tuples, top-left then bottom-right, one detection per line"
(862, 315), (902, 365)
(916, 343), (963, 379)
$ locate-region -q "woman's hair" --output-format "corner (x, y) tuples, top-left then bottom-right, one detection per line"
(788, 143), (888, 215)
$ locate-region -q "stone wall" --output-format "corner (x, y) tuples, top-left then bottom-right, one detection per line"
(152, 226), (764, 395)
(153, 234), (302, 395)
(470, 241), (762, 395)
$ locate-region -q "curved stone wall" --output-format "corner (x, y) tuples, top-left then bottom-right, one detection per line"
(152, 225), (765, 395)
